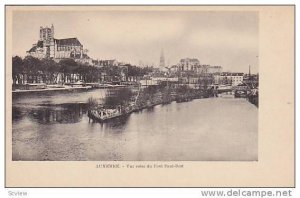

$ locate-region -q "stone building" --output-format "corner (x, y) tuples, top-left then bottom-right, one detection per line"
(215, 72), (244, 86)
(27, 24), (92, 65)
(176, 58), (222, 75)
(178, 58), (200, 71)
(92, 59), (119, 67)
(207, 65), (223, 74)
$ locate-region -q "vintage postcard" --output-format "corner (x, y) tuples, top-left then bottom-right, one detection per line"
(5, 5), (294, 187)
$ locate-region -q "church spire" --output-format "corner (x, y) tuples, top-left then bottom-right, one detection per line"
(249, 65), (251, 76)
(159, 49), (165, 68)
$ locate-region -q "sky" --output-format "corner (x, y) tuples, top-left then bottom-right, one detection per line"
(12, 10), (259, 73)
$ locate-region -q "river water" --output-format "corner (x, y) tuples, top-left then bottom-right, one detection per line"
(12, 89), (258, 161)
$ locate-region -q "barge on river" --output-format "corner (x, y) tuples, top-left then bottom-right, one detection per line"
(88, 104), (136, 122)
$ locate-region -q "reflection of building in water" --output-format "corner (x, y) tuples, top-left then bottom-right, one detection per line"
(29, 104), (85, 124)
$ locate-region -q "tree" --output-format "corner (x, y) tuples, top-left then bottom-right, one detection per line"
(59, 59), (78, 83)
(23, 56), (42, 83)
(104, 88), (133, 108)
(40, 59), (59, 84)
(105, 66), (121, 81)
(12, 56), (23, 85)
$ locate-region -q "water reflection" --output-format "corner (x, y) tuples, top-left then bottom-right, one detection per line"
(28, 103), (86, 124)
(12, 93), (258, 161)
(12, 107), (25, 121)
(12, 88), (106, 108)
(13, 101), (131, 127)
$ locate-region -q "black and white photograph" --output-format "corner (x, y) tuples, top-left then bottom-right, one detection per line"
(10, 8), (260, 161)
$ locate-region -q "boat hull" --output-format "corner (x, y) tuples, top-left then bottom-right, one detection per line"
(88, 110), (124, 122)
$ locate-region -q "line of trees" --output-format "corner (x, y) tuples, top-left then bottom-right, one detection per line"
(12, 56), (154, 85)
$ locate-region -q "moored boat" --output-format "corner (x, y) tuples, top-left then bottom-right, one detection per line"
(88, 104), (136, 122)
(234, 90), (247, 98)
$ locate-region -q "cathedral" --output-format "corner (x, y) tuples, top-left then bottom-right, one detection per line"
(27, 24), (92, 64)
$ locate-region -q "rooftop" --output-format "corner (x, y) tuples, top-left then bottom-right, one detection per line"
(55, 38), (82, 46)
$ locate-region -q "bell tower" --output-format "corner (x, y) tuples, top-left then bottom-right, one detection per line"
(51, 24), (54, 39)
(39, 24), (55, 58)
(49, 24), (55, 58)
(159, 49), (165, 68)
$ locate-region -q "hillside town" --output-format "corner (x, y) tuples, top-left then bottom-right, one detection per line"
(12, 24), (258, 104)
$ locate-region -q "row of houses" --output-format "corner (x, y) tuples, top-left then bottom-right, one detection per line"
(140, 72), (246, 87)
(26, 25), (252, 87)
(156, 58), (244, 86)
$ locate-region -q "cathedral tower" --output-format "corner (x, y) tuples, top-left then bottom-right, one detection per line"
(159, 49), (165, 68)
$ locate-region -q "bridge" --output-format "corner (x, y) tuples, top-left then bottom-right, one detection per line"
(212, 83), (253, 97)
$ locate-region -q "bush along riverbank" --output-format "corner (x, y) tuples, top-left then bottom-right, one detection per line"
(87, 84), (214, 122)
(247, 89), (259, 107)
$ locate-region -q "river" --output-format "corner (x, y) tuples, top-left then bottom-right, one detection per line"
(12, 89), (258, 161)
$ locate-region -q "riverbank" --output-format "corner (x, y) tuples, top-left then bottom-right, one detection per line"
(88, 86), (213, 122)
(248, 95), (258, 107)
(13, 86), (91, 93)
(12, 84), (127, 95)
